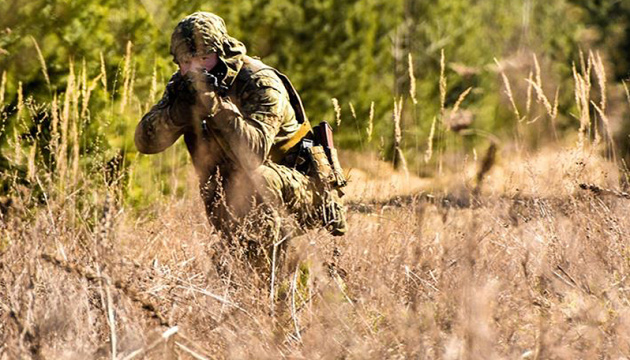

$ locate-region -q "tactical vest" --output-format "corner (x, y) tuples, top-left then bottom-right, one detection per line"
(234, 56), (313, 163)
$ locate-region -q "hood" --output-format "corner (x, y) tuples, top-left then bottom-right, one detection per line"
(170, 12), (246, 88)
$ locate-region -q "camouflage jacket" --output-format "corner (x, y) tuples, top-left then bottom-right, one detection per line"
(135, 55), (303, 182)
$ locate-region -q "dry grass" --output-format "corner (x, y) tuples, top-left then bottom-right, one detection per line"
(2, 144), (630, 359)
(2, 49), (630, 359)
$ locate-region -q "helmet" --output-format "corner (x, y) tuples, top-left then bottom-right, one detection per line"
(171, 12), (227, 63)
(170, 12), (246, 85)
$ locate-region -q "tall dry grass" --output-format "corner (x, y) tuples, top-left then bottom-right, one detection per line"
(2, 146), (629, 359)
(1, 47), (630, 359)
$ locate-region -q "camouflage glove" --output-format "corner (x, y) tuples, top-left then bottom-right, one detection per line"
(185, 70), (216, 112)
(163, 72), (195, 104)
(188, 70), (238, 117)
(157, 72), (196, 127)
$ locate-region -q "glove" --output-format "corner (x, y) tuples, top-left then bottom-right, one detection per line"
(168, 71), (196, 105)
(151, 72), (196, 127)
(156, 72), (195, 110)
(186, 69), (225, 114)
(186, 69), (239, 124)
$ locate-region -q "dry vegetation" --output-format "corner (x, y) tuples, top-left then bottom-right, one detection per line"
(2, 50), (630, 359)
(2, 144), (630, 359)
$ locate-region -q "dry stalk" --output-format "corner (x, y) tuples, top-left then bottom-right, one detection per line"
(58, 60), (74, 184)
(533, 53), (542, 88)
(623, 80), (630, 110)
(82, 73), (104, 120)
(72, 60), (80, 124)
(525, 70), (559, 140)
(120, 41), (133, 113)
(100, 51), (108, 98)
(291, 264), (302, 342)
(582, 50), (593, 87)
(439, 49), (447, 116)
(71, 109), (80, 186)
(579, 48), (587, 75)
(121, 326), (179, 360)
(573, 64), (591, 150)
(105, 282), (117, 360)
(551, 87), (559, 138)
(408, 53), (417, 105)
(591, 101), (616, 161)
(79, 59), (88, 119)
(16, 81), (23, 117)
(270, 243), (278, 316)
(174, 341), (209, 360)
(424, 116), (436, 163)
(452, 87), (473, 115)
(525, 79), (554, 119)
(404, 266), (440, 293)
(582, 52), (593, 142)
(71, 61), (83, 186)
(590, 51), (609, 148)
(332, 97), (342, 127)
(592, 51), (607, 112)
(40, 253), (171, 326)
(572, 64), (582, 112)
(34, 175), (60, 240)
(366, 101), (374, 142)
(95, 264), (109, 356)
(269, 230), (287, 317)
(79, 58), (103, 120)
(494, 58), (521, 121)
(50, 93), (59, 154)
(171, 283), (246, 312)
(80, 58), (87, 107)
(393, 97), (408, 175)
(0, 70), (6, 105)
(27, 146), (36, 182)
(129, 64), (137, 109)
(30, 36), (50, 91)
(525, 70), (533, 117)
(348, 101), (357, 120)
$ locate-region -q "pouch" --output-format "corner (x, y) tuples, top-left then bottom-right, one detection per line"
(305, 145), (334, 186)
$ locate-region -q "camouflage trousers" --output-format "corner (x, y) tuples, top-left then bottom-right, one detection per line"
(200, 160), (346, 257)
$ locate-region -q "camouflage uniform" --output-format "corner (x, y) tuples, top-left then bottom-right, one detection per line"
(135, 12), (347, 248)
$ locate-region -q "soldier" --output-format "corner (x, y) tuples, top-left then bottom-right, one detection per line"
(135, 12), (347, 258)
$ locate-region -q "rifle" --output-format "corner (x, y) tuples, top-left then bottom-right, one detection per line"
(313, 121), (346, 188)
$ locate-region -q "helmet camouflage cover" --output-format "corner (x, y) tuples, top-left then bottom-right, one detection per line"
(170, 12), (246, 85)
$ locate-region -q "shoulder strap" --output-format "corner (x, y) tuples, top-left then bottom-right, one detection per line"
(271, 70), (309, 125)
(243, 56), (309, 125)
(241, 57), (313, 162)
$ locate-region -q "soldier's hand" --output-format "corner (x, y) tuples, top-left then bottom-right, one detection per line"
(155, 72), (196, 127)
(186, 70), (221, 112)
(186, 70), (240, 120)
(165, 71), (196, 105)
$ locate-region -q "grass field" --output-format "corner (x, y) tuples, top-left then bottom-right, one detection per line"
(2, 138), (630, 359)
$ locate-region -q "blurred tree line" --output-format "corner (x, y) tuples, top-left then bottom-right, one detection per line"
(1, 0), (629, 194)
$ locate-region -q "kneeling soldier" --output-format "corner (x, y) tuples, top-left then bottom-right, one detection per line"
(135, 12), (347, 256)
